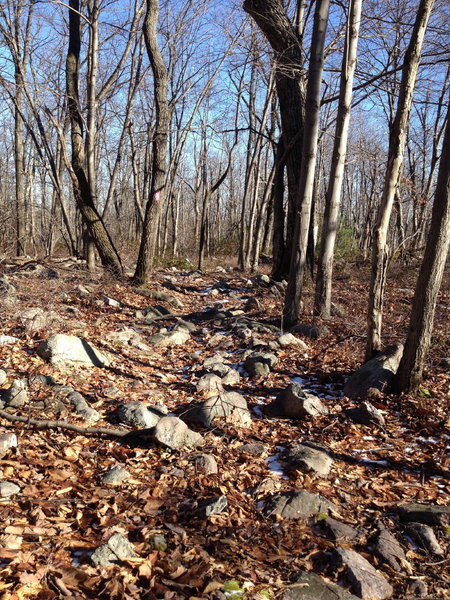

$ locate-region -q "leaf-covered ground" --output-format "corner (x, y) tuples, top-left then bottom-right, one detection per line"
(0, 258), (448, 600)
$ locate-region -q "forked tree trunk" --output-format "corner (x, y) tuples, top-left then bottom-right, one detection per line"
(314, 0), (362, 319)
(283, 0), (330, 326)
(366, 0), (434, 358)
(134, 0), (169, 284)
(394, 98), (450, 392)
(66, 0), (122, 275)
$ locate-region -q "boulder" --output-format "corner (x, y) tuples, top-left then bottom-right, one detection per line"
(345, 401), (385, 427)
(334, 547), (393, 599)
(153, 416), (204, 449)
(3, 379), (28, 407)
(117, 401), (166, 428)
(263, 490), (336, 520)
(37, 334), (110, 368)
(290, 323), (328, 340)
(285, 442), (333, 476)
(276, 333), (308, 350)
(270, 383), (328, 418)
(283, 571), (360, 600)
(321, 518), (359, 542)
(244, 352), (278, 377)
(192, 391), (249, 427)
(344, 344), (403, 399)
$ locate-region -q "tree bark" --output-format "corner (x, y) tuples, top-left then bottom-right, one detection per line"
(314, 0), (362, 319)
(366, 0), (434, 358)
(394, 98), (450, 393)
(283, 0), (330, 326)
(134, 0), (169, 284)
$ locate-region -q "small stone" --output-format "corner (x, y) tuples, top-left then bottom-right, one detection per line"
(103, 295), (121, 307)
(0, 335), (19, 345)
(195, 454), (218, 475)
(68, 391), (100, 424)
(345, 401), (386, 427)
(221, 369), (240, 385)
(135, 305), (171, 321)
(196, 373), (224, 395)
(270, 383), (328, 418)
(117, 401), (164, 428)
(244, 352), (278, 377)
(151, 535), (167, 551)
(153, 416), (204, 449)
(285, 442), (333, 476)
(276, 333), (308, 350)
(241, 443), (267, 456)
(322, 518), (359, 542)
(4, 379), (28, 407)
(0, 370), (7, 385)
(290, 323), (328, 340)
(147, 329), (190, 347)
(77, 284), (91, 295)
(199, 494), (228, 517)
(101, 465), (131, 485)
(344, 344), (403, 399)
(263, 490), (336, 520)
(406, 578), (428, 598)
(334, 547), (393, 600)
(0, 433), (18, 452)
(244, 297), (261, 312)
(0, 481), (20, 497)
(192, 391), (249, 427)
(91, 533), (137, 567)
(405, 522), (444, 555)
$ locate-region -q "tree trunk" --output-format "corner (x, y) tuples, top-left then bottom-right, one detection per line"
(134, 0), (169, 284)
(314, 0), (362, 319)
(66, 0), (122, 275)
(394, 97), (450, 392)
(283, 0), (330, 326)
(366, 0), (434, 358)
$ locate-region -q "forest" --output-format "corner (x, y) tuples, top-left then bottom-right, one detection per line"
(0, 0), (448, 599)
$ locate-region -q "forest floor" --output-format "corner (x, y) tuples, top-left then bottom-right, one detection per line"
(0, 257), (448, 600)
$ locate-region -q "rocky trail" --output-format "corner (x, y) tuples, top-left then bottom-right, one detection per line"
(0, 258), (448, 600)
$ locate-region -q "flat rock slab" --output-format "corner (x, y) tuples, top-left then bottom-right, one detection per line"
(344, 344), (403, 399)
(37, 334), (110, 368)
(283, 572), (360, 600)
(269, 383), (328, 418)
(263, 490), (337, 520)
(374, 528), (411, 572)
(334, 547), (393, 600)
(153, 416), (204, 449)
(398, 503), (450, 526)
(91, 533), (137, 567)
(285, 442), (333, 476)
(321, 517), (359, 542)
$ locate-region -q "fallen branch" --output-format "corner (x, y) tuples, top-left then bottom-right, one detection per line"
(0, 410), (128, 438)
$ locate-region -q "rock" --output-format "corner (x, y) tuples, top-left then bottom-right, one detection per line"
(196, 373), (224, 395)
(0, 370), (6, 385)
(37, 334), (110, 368)
(201, 361), (231, 378)
(4, 379), (28, 407)
(134, 288), (183, 308)
(198, 494), (228, 517)
(405, 522), (444, 555)
(241, 443), (267, 456)
(276, 333), (308, 350)
(192, 391), (249, 427)
(244, 352), (278, 377)
(270, 383), (329, 418)
(195, 454), (218, 475)
(285, 442), (333, 476)
(174, 319), (196, 333)
(321, 518), (359, 542)
(345, 401), (386, 427)
(283, 571), (360, 600)
(68, 391), (100, 424)
(398, 503), (450, 526)
(0, 433), (18, 453)
(221, 369), (240, 385)
(135, 305), (172, 321)
(0, 481), (20, 497)
(147, 329), (190, 347)
(406, 579), (428, 598)
(101, 465), (132, 485)
(344, 344), (403, 399)
(77, 284), (91, 296)
(91, 533), (137, 567)
(263, 490), (337, 520)
(334, 547), (393, 600)
(103, 295), (121, 307)
(153, 416), (204, 449)
(0, 335), (19, 345)
(117, 401), (165, 428)
(290, 323), (328, 339)
(374, 528), (411, 572)
(21, 308), (60, 334)
(29, 374), (57, 387)
(244, 297), (262, 312)
(151, 535), (167, 551)
(251, 274), (270, 286)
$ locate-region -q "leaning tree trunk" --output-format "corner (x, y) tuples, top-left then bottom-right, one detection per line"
(314, 0), (362, 319)
(366, 0), (434, 358)
(394, 98), (450, 393)
(134, 0), (170, 284)
(283, 0), (330, 326)
(66, 0), (122, 275)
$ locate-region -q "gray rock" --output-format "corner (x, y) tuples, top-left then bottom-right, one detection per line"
(334, 547), (393, 599)
(153, 416), (204, 449)
(196, 373), (224, 395)
(405, 522), (444, 555)
(77, 284), (91, 296)
(37, 334), (110, 368)
(374, 528), (411, 572)
(284, 571), (360, 600)
(290, 323), (328, 340)
(244, 352), (278, 377)
(244, 297), (262, 312)
(103, 295), (121, 307)
(199, 494), (228, 517)
(241, 443), (267, 456)
(345, 401), (386, 427)
(221, 369), (240, 385)
(135, 305), (172, 321)
(251, 274), (270, 286)
(276, 333), (308, 350)
(0, 370), (6, 385)
(263, 490), (337, 520)
(174, 319), (196, 332)
(271, 383), (329, 418)
(29, 374), (57, 387)
(4, 379), (28, 407)
(134, 288), (183, 308)
(193, 391), (249, 427)
(0, 433), (18, 453)
(322, 518), (359, 542)
(101, 465), (132, 485)
(91, 533), (137, 567)
(0, 335), (19, 345)
(285, 442), (333, 476)
(117, 401), (164, 428)
(147, 329), (190, 347)
(201, 361), (231, 378)
(195, 454), (218, 475)
(68, 391), (100, 424)
(344, 344), (403, 399)
(406, 579), (428, 598)
(398, 503), (450, 526)
(0, 481), (20, 497)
